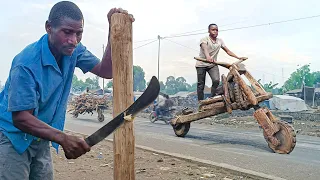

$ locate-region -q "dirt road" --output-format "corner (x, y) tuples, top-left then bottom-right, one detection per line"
(53, 131), (256, 180)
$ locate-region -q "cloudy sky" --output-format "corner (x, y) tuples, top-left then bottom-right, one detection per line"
(1, 0), (319, 89)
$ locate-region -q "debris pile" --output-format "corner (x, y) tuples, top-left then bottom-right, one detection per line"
(171, 96), (198, 108)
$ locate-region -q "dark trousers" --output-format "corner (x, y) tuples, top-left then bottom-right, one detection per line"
(196, 66), (220, 101)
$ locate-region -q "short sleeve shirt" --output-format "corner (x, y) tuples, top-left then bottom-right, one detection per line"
(0, 34), (100, 154)
(196, 36), (226, 68)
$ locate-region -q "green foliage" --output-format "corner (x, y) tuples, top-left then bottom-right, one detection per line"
(72, 75), (100, 92)
(282, 64), (320, 92)
(133, 66), (146, 91)
(257, 79), (278, 93)
(188, 83), (197, 92)
(162, 76), (192, 95)
(107, 80), (113, 88)
(159, 81), (165, 91)
(90, 65), (147, 92)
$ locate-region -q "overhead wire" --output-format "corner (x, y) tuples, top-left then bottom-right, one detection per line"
(164, 38), (198, 52)
(163, 14), (320, 39)
(166, 20), (250, 37)
(133, 39), (158, 50)
(134, 38), (158, 43)
(164, 38), (290, 81)
(132, 14), (319, 83)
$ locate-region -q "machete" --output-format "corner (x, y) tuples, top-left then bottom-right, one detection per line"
(84, 76), (160, 147)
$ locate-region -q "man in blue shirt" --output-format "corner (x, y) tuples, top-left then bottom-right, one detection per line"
(0, 1), (134, 179)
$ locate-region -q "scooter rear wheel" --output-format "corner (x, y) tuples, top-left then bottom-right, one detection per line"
(149, 112), (157, 123)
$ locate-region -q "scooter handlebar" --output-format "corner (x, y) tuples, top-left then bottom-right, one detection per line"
(194, 57), (246, 69)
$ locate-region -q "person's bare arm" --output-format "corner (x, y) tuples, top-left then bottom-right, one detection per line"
(200, 43), (214, 62)
(222, 46), (247, 60)
(12, 110), (90, 159)
(90, 8), (135, 79)
(90, 26), (112, 79)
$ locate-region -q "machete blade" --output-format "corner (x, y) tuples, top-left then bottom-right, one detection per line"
(84, 76), (160, 147)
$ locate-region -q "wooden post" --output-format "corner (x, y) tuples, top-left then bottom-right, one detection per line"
(111, 13), (135, 180)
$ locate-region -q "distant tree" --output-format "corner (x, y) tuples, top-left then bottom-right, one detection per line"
(312, 71), (320, 85)
(107, 80), (113, 88)
(133, 65), (146, 91)
(159, 81), (165, 91)
(282, 64), (313, 92)
(257, 79), (278, 93)
(188, 83), (197, 92)
(72, 75), (100, 92)
(176, 77), (188, 91)
(165, 76), (178, 95)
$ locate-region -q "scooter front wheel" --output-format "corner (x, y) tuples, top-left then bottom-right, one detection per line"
(173, 123), (190, 137)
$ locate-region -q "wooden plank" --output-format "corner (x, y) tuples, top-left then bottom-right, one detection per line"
(111, 13), (135, 180)
(174, 102), (227, 124)
(199, 96), (224, 105)
(256, 93), (273, 103)
(254, 108), (279, 135)
(222, 75), (232, 113)
(231, 65), (258, 105)
(244, 71), (266, 95)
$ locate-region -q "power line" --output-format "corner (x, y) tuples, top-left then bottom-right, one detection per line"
(164, 38), (198, 52)
(164, 39), (284, 78)
(165, 38), (297, 76)
(166, 20), (250, 37)
(156, 39), (291, 83)
(133, 20), (249, 43)
(164, 14), (320, 39)
(134, 38), (157, 43)
(133, 39), (158, 50)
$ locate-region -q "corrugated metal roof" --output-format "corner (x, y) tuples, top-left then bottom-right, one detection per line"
(286, 87), (320, 94)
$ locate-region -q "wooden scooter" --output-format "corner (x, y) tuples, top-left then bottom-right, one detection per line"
(170, 57), (296, 154)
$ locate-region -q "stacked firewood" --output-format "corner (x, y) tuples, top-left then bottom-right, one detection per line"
(68, 93), (108, 118)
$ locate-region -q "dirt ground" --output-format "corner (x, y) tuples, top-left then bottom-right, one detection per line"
(194, 115), (320, 137)
(52, 131), (257, 180)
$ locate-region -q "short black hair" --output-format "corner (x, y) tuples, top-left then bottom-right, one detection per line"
(48, 1), (83, 27)
(208, 23), (218, 30)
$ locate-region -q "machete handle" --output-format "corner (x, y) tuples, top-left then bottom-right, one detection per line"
(124, 114), (135, 121)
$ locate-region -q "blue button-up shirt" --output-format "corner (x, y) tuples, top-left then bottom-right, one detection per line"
(0, 34), (100, 154)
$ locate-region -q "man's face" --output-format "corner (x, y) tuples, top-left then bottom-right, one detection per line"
(208, 25), (218, 38)
(46, 17), (84, 56)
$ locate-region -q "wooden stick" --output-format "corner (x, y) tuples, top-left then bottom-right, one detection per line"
(194, 57), (246, 69)
(111, 13), (135, 180)
(194, 57), (231, 69)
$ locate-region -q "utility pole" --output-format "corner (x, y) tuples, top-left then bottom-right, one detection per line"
(303, 76), (306, 103)
(273, 75), (275, 84)
(157, 35), (161, 102)
(102, 44), (105, 95)
(282, 68), (284, 86)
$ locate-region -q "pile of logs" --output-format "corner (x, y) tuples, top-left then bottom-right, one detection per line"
(68, 93), (109, 118)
